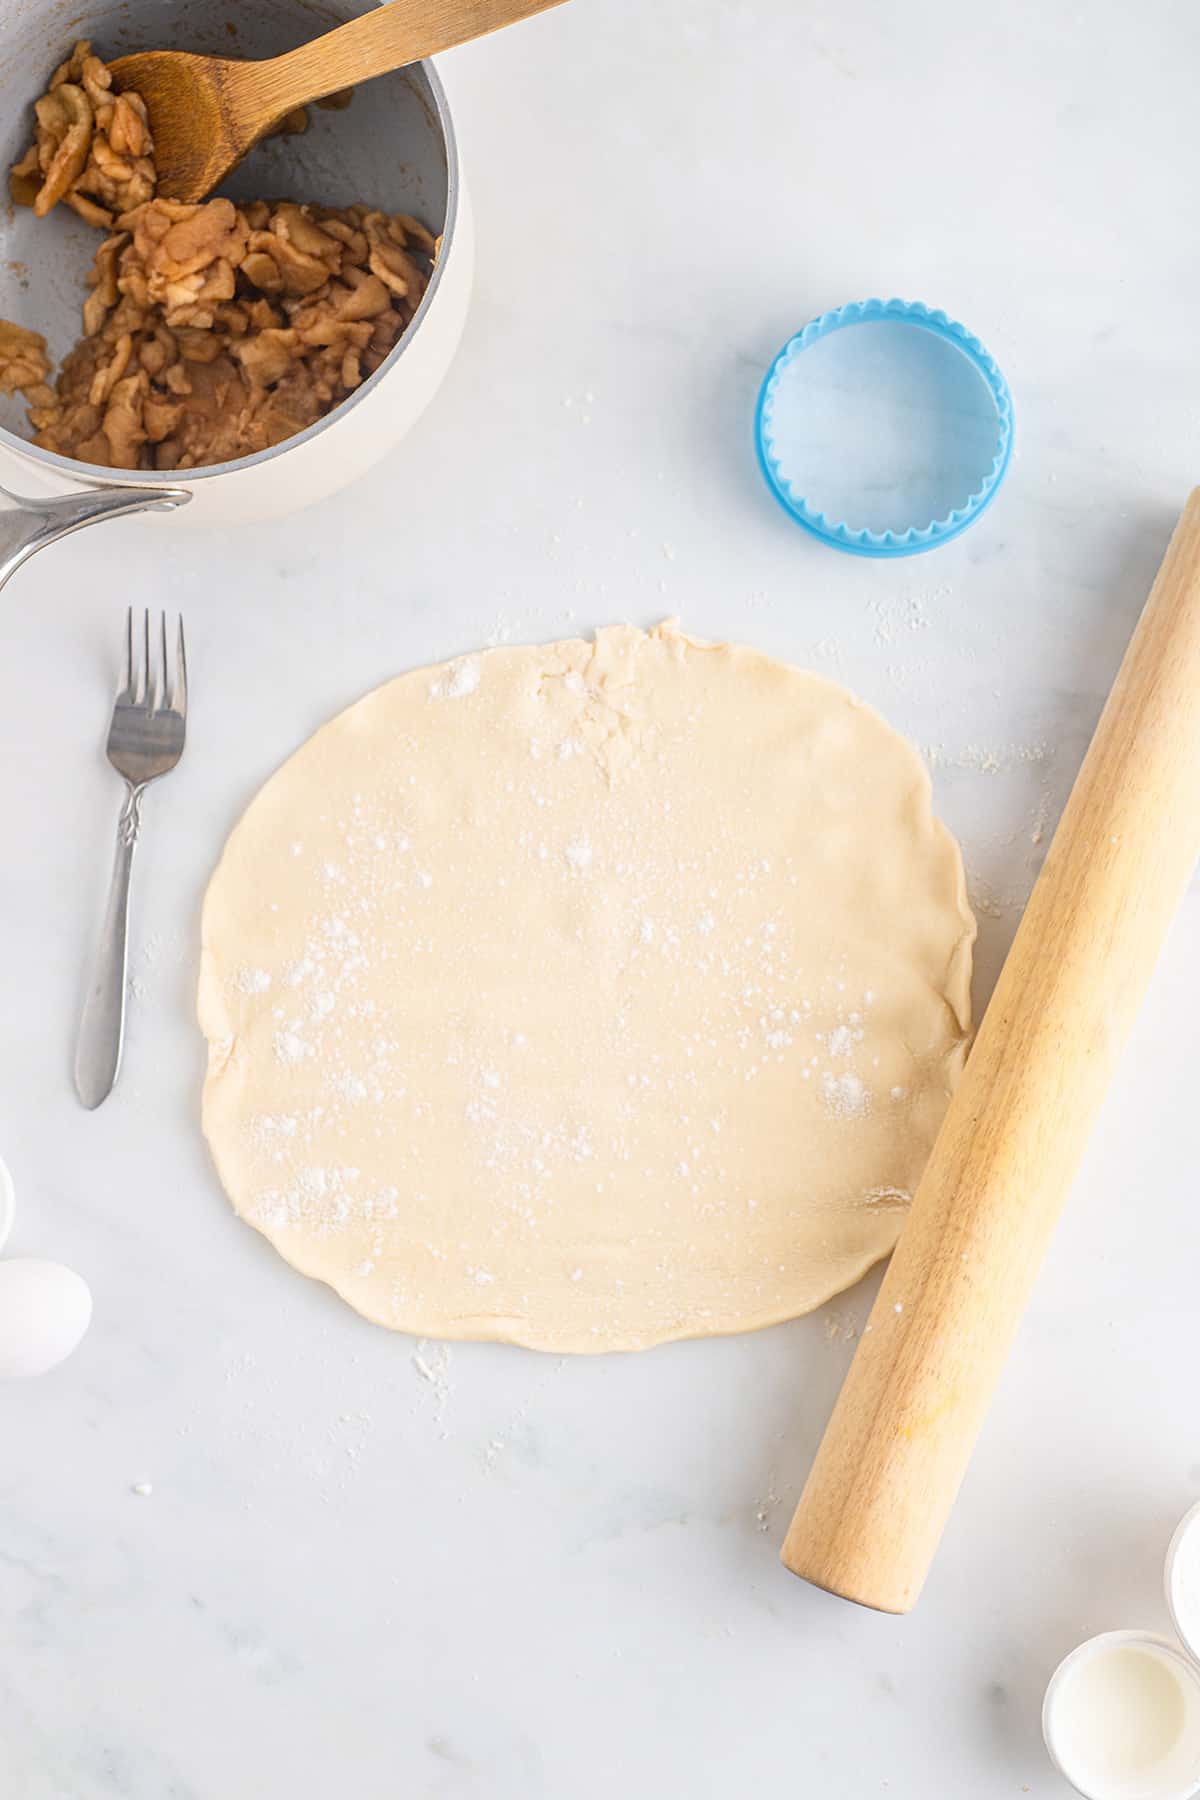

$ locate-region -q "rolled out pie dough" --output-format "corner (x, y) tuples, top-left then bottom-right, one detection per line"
(199, 622), (974, 1353)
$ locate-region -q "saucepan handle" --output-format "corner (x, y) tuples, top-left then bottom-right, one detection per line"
(0, 482), (190, 592)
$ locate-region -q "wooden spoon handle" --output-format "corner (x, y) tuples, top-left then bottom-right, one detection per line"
(782, 489), (1200, 1615)
(254, 0), (566, 115)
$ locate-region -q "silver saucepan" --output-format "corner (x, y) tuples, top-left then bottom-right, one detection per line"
(0, 0), (472, 589)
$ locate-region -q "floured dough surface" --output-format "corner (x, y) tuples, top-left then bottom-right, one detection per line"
(199, 623), (974, 1353)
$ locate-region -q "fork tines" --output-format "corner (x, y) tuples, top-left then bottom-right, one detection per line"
(122, 607), (188, 716)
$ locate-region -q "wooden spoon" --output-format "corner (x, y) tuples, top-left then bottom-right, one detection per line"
(110, 0), (566, 203)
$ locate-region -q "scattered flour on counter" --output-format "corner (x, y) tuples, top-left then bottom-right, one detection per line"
(755, 1478), (781, 1532)
(125, 928), (188, 1007)
(331, 1408), (374, 1474)
(484, 608), (533, 648)
(412, 1339), (453, 1438)
(925, 740), (1047, 774)
(824, 1309), (859, 1346)
(870, 591), (940, 646)
(968, 874), (1009, 921)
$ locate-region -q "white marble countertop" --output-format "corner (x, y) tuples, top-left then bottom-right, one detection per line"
(3, 0), (1200, 1793)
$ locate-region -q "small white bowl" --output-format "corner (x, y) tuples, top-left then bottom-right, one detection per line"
(0, 1154), (13, 1254)
(1043, 1630), (1200, 1800)
(1166, 1503), (1200, 1664)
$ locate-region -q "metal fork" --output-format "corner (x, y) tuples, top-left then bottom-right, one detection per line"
(74, 610), (188, 1109)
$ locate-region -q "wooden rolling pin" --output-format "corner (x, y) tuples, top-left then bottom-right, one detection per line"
(782, 488), (1200, 1614)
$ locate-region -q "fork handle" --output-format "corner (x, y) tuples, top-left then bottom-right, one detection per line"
(74, 784), (144, 1110)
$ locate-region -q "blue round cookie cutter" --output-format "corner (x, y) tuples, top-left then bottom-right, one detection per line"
(755, 298), (1014, 558)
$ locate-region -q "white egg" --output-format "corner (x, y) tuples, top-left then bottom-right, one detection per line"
(0, 1258), (92, 1378)
(0, 1155), (13, 1255)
